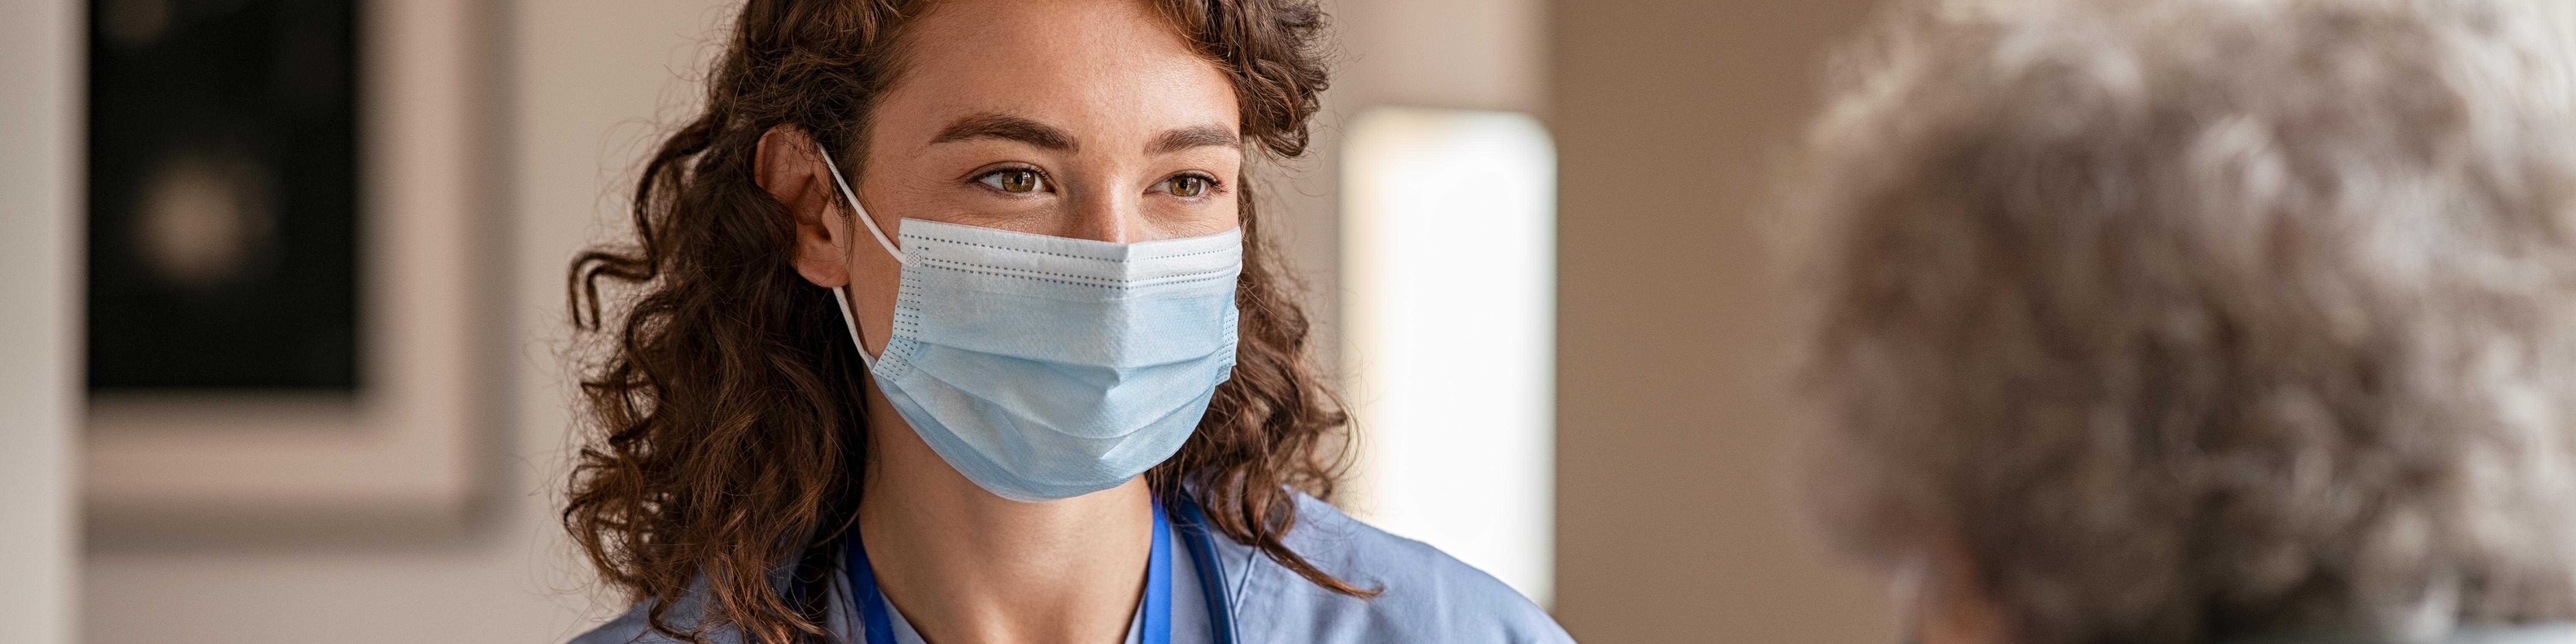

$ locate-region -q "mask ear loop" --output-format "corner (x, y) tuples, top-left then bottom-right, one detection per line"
(816, 141), (909, 370)
(831, 287), (876, 370)
(816, 142), (907, 265)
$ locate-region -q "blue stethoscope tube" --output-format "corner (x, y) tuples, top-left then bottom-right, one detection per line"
(845, 493), (1238, 644)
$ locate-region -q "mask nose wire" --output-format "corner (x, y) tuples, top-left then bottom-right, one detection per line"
(816, 141), (904, 370)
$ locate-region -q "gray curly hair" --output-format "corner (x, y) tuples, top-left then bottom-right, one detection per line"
(1799, 0), (2576, 642)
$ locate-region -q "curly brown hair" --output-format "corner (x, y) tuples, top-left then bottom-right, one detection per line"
(560, 1), (1357, 642)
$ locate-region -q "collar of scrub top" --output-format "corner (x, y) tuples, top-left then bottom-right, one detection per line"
(1172, 492), (1240, 644)
(845, 493), (1241, 644)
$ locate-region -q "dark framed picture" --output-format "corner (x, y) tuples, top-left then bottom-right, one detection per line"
(87, 0), (364, 395)
(83, 0), (495, 541)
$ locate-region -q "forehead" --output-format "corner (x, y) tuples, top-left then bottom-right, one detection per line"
(883, 0), (1240, 139)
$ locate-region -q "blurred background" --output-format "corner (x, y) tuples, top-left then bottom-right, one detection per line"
(0, 0), (1897, 642)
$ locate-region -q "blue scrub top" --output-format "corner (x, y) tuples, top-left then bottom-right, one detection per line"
(570, 492), (1575, 644)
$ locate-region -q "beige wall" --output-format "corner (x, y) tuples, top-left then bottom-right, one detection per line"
(1548, 0), (1895, 642)
(1268, 0), (1549, 371)
(1, 0), (82, 642)
(79, 0), (733, 641)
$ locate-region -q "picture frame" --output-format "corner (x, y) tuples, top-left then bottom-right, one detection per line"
(83, 0), (499, 544)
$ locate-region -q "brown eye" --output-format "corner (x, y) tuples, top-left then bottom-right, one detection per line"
(978, 169), (1044, 193)
(1161, 175), (1210, 198)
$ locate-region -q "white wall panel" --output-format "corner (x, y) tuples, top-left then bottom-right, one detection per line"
(0, 0), (82, 642)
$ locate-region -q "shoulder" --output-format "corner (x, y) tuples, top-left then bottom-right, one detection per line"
(567, 566), (852, 644)
(1212, 492), (1576, 644)
(569, 597), (729, 644)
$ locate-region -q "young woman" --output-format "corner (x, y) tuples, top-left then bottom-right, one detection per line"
(560, 0), (1572, 643)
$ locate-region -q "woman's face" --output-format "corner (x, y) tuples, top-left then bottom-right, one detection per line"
(774, 0), (1243, 356)
(858, 0), (1243, 243)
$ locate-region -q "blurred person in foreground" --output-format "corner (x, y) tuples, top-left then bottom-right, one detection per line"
(1798, 0), (2576, 643)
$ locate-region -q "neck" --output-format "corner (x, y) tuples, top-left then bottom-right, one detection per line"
(855, 379), (1155, 644)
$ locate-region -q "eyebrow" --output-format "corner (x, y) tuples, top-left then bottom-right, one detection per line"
(1148, 124), (1240, 154)
(931, 113), (1076, 151)
(927, 113), (1240, 155)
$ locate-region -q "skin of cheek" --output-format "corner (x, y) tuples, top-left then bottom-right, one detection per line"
(835, 208), (904, 359)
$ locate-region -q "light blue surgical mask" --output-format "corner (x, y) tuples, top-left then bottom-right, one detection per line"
(817, 145), (1241, 502)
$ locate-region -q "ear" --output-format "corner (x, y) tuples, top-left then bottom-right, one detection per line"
(756, 125), (852, 288)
